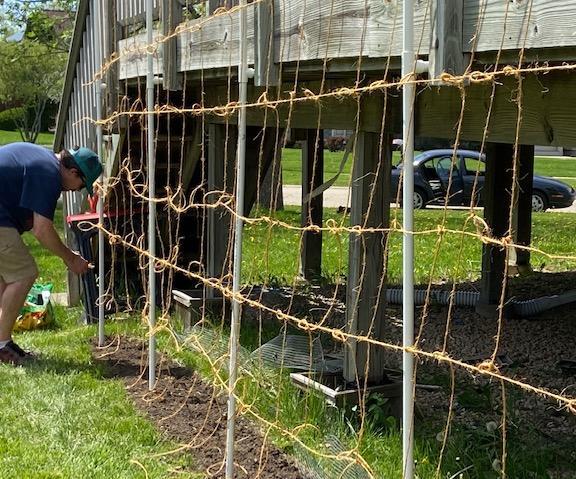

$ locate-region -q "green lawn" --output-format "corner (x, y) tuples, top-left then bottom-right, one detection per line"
(0, 129), (54, 146)
(1, 283), (563, 478)
(243, 207), (576, 284)
(32, 204), (576, 290)
(282, 148), (405, 187)
(0, 307), (196, 478)
(534, 156), (576, 177)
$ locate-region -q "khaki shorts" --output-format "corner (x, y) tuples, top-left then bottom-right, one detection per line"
(0, 227), (38, 284)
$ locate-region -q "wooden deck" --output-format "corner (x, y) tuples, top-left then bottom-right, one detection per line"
(118, 1), (576, 78)
(112, 0), (576, 148)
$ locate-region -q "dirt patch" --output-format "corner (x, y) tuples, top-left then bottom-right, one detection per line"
(92, 337), (305, 479)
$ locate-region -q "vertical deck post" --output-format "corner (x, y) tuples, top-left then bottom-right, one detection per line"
(254, 0), (278, 87)
(207, 124), (238, 291)
(300, 129), (324, 281)
(344, 130), (391, 384)
(515, 145), (534, 272)
(161, 0), (183, 91)
(477, 143), (514, 315)
(429, 0), (466, 81)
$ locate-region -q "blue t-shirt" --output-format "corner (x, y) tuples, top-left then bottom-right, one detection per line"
(0, 142), (62, 233)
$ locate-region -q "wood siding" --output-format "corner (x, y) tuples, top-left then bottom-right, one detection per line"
(118, 0), (576, 80)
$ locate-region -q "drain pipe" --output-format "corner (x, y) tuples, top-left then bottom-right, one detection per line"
(385, 288), (576, 318)
(146, 0), (157, 391)
(225, 1), (249, 478)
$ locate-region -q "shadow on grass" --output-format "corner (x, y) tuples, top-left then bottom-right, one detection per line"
(21, 355), (97, 375)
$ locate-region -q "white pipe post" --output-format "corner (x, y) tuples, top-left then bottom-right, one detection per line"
(225, 1), (248, 477)
(94, 0), (105, 347)
(146, 0), (157, 391)
(402, 0), (416, 477)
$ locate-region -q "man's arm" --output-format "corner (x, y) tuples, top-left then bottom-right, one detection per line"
(31, 212), (90, 275)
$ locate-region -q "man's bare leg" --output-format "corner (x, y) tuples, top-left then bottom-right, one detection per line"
(0, 275), (36, 342)
(0, 279), (5, 322)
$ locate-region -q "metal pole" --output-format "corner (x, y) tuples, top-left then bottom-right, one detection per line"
(94, 0), (105, 347)
(146, 0), (157, 391)
(402, 0), (415, 477)
(225, 1), (248, 477)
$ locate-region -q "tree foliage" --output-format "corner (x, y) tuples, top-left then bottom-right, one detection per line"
(0, 1), (76, 142)
(1, 1), (76, 47)
(0, 40), (64, 142)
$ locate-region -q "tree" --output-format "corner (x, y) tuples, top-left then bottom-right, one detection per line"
(0, 39), (65, 142)
(0, 1), (76, 142)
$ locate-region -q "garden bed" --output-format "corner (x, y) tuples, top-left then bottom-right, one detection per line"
(92, 336), (305, 479)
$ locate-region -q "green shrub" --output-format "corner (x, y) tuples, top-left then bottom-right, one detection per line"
(0, 107), (25, 130)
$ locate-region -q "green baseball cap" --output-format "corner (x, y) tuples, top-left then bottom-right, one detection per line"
(68, 147), (103, 196)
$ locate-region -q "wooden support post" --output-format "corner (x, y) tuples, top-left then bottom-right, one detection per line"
(244, 126), (284, 216)
(300, 129), (324, 281)
(476, 143), (514, 316)
(515, 145), (534, 272)
(161, 0), (183, 91)
(257, 145), (284, 211)
(104, 0), (120, 117)
(429, 0), (466, 81)
(207, 123), (237, 294)
(207, 0), (232, 15)
(344, 130), (392, 385)
(254, 0), (278, 87)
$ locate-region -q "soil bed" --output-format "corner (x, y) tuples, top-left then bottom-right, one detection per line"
(92, 337), (305, 479)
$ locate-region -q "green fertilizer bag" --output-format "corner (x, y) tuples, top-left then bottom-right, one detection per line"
(14, 283), (55, 332)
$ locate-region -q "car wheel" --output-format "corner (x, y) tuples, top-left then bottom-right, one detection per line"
(532, 191), (548, 212)
(413, 188), (426, 209)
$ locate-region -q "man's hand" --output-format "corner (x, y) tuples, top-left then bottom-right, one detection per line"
(65, 251), (90, 275)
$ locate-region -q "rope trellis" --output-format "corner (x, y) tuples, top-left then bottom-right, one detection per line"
(74, 0), (576, 477)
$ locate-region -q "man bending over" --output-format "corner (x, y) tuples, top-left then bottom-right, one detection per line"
(0, 142), (103, 365)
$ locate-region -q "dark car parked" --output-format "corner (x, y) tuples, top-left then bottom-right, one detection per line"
(391, 149), (576, 212)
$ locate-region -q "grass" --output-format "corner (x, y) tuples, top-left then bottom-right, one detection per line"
(534, 156), (576, 177)
(0, 306), (198, 478)
(242, 206), (576, 285)
(2, 209), (202, 478)
(282, 148), (404, 187)
(0, 129), (54, 146)
(282, 147), (576, 187)
(3, 306), (563, 478)
(4, 202), (575, 477)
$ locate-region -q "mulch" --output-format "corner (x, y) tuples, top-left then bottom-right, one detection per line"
(92, 336), (305, 479)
